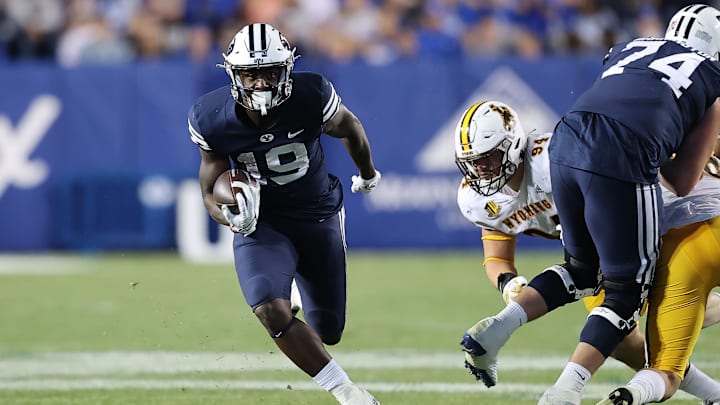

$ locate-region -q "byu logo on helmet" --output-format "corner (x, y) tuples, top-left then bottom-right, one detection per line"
(227, 38), (235, 54)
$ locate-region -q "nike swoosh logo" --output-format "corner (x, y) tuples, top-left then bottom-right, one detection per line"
(288, 129), (304, 139)
(575, 371), (586, 381)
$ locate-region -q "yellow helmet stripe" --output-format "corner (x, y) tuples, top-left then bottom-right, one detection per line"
(459, 101), (485, 151)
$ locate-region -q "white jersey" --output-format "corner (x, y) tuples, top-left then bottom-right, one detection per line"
(661, 175), (720, 234)
(457, 132), (559, 239)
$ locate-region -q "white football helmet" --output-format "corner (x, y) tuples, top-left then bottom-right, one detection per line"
(665, 4), (720, 60)
(221, 23), (297, 115)
(454, 101), (527, 196)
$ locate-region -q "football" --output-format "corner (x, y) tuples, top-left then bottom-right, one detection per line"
(213, 169), (255, 214)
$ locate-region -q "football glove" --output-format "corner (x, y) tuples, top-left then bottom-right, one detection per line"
(221, 182), (260, 236)
(498, 273), (528, 305)
(351, 170), (381, 193)
(705, 154), (720, 179)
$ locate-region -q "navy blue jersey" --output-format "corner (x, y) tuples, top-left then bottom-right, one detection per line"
(551, 38), (720, 182)
(188, 72), (343, 220)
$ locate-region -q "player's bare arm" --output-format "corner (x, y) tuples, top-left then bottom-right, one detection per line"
(198, 149), (231, 225)
(188, 23), (380, 404)
(661, 98), (720, 196)
(324, 104), (377, 179)
(480, 228), (517, 288)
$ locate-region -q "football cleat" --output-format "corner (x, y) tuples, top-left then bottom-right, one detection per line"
(596, 386), (640, 405)
(460, 317), (503, 387)
(702, 401), (720, 405)
(332, 382), (380, 405)
(538, 386), (582, 405)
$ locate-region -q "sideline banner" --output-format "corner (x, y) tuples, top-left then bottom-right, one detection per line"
(0, 58), (600, 251)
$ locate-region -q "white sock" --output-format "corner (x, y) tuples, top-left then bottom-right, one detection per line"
(554, 362), (591, 393)
(680, 363), (720, 402)
(495, 301), (528, 330)
(628, 369), (665, 403)
(313, 359), (351, 392)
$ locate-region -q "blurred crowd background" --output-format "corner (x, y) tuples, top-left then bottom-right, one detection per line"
(0, 0), (713, 68)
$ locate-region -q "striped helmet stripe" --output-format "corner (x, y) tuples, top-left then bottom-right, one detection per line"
(674, 15), (686, 37)
(683, 17), (697, 39)
(260, 23), (267, 50)
(674, 5), (709, 40)
(247, 23), (268, 52)
(459, 102), (485, 151)
(248, 24), (256, 51)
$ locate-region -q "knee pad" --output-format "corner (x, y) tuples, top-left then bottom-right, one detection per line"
(528, 254), (601, 311)
(589, 279), (646, 333)
(547, 262), (601, 300)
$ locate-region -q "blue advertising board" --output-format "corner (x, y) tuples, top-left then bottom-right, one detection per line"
(0, 57), (601, 252)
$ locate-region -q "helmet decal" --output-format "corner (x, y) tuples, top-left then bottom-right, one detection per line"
(488, 103), (515, 132)
(279, 33), (291, 51)
(227, 37), (235, 54)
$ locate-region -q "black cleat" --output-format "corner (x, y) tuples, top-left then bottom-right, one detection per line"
(596, 387), (639, 405)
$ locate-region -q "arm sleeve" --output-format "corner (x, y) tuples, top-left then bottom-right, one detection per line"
(188, 105), (212, 151)
(319, 76), (342, 125)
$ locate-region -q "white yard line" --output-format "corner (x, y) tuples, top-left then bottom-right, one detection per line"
(0, 255), (92, 275)
(0, 379), (696, 400)
(4, 351), (720, 378)
(0, 351), (628, 378)
(0, 351), (706, 400)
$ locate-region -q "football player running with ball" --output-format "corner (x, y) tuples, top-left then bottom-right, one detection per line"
(454, 101), (720, 404)
(188, 23), (381, 405)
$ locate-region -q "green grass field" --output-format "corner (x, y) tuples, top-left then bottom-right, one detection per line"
(0, 251), (718, 404)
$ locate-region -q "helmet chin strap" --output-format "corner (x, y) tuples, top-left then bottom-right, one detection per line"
(251, 91), (273, 116)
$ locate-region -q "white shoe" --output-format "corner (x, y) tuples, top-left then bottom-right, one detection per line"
(596, 386), (641, 405)
(538, 386), (582, 405)
(460, 317), (504, 387)
(701, 401), (720, 405)
(290, 279), (302, 316)
(332, 383), (380, 405)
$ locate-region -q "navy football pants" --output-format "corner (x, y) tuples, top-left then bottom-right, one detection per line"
(549, 161), (661, 355)
(232, 209), (347, 338)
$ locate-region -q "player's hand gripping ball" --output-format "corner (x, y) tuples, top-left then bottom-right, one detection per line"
(213, 169), (260, 236)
